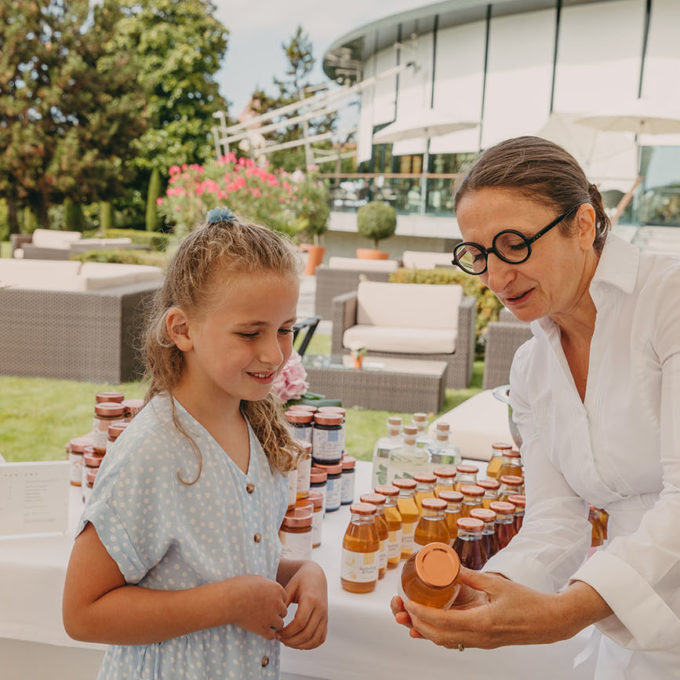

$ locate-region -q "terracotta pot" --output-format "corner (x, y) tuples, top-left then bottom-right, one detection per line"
(352, 355), (363, 369)
(304, 244), (326, 275)
(356, 248), (389, 260)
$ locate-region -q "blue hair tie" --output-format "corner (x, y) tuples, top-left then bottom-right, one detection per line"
(206, 206), (237, 224)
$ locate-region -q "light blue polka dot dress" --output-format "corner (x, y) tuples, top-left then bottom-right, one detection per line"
(77, 395), (289, 679)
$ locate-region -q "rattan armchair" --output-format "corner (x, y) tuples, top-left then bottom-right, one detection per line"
(482, 309), (533, 389)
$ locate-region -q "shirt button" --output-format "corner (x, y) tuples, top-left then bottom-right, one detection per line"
(246, 482), (255, 494)
(261, 655), (269, 667)
(254, 532), (262, 543)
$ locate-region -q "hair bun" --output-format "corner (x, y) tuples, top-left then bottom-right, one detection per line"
(206, 206), (237, 224)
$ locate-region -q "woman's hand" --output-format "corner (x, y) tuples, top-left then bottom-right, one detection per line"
(391, 568), (569, 649)
(229, 575), (289, 640)
(277, 561), (328, 650)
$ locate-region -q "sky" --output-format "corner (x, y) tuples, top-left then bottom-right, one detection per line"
(213, 0), (431, 119)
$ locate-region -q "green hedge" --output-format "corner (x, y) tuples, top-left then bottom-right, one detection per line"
(71, 249), (168, 268)
(389, 267), (503, 358)
(101, 229), (170, 252)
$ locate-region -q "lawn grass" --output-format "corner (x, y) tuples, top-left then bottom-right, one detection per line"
(0, 333), (483, 464)
(1, 241), (10, 258)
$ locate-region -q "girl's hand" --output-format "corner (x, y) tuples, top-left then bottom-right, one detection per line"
(277, 561), (328, 650)
(229, 575), (288, 640)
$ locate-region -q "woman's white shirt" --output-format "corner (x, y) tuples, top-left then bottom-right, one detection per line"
(482, 234), (680, 661)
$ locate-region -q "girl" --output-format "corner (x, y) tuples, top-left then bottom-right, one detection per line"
(63, 209), (328, 679)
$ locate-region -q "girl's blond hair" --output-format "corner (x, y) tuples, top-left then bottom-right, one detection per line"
(143, 217), (304, 484)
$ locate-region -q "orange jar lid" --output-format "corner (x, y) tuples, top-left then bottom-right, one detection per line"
(460, 484), (485, 497)
(491, 442), (513, 451)
(122, 398), (144, 415)
(69, 435), (94, 454)
(477, 478), (500, 490)
(349, 502), (377, 516)
(438, 490), (464, 503)
(456, 464), (479, 474)
(392, 478), (417, 490)
(287, 404), (317, 413)
(421, 498), (447, 511)
(342, 455), (356, 470)
(295, 498), (314, 512)
(414, 542), (460, 588)
(83, 452), (103, 468)
(108, 421), (129, 439)
(507, 494), (526, 507)
(360, 493), (386, 506)
(413, 473), (436, 484)
(504, 450), (522, 459)
(307, 490), (324, 509)
(282, 508), (313, 528)
(95, 392), (124, 403)
(313, 413), (343, 426)
(433, 467), (456, 479)
(374, 484), (399, 497)
(456, 517), (484, 531)
(499, 475), (524, 487)
(470, 508), (497, 523)
(489, 501), (515, 515)
(315, 461), (342, 475)
(285, 410), (313, 424)
(317, 406), (346, 416)
(94, 402), (125, 418)
(310, 467), (327, 483)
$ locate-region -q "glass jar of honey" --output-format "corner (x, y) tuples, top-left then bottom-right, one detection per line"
(312, 412), (344, 464)
(341, 502), (379, 593)
(497, 449), (523, 479)
(507, 494), (526, 532)
(106, 420), (128, 454)
(413, 472), (436, 511)
(486, 442), (512, 479)
(454, 464), (479, 491)
(489, 501), (516, 549)
(400, 542), (461, 608)
(460, 484), (485, 518)
(285, 409), (314, 444)
(453, 517), (488, 570)
(498, 475), (524, 501)
(589, 505), (604, 547)
(470, 508), (498, 560)
(433, 467), (456, 496)
(280, 507), (313, 561)
(360, 493), (389, 579)
(477, 478), (500, 508)
(287, 468), (297, 512)
(374, 484), (402, 568)
(438, 490), (464, 546)
(122, 398), (144, 421)
(296, 440), (312, 500)
(414, 498), (449, 548)
(392, 478), (419, 559)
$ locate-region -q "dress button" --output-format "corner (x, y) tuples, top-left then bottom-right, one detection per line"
(254, 532), (262, 543)
(261, 655), (269, 667)
(246, 482), (255, 494)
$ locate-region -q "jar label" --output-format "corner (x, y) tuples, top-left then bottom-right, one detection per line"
(312, 428), (343, 462)
(296, 455), (311, 496)
(292, 424), (313, 443)
(68, 452), (83, 486)
(280, 528), (312, 561)
(287, 470), (297, 508)
(401, 521), (416, 552)
(378, 539), (387, 570)
(325, 476), (342, 511)
(341, 470), (355, 504)
(311, 511), (323, 547)
(387, 529), (402, 560)
(341, 548), (378, 583)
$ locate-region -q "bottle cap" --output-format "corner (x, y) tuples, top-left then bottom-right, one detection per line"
(504, 450), (522, 459)
(435, 421), (450, 432)
(307, 490), (324, 509)
(314, 413), (343, 426)
(460, 484), (485, 497)
(433, 467), (456, 479)
(412, 412), (428, 422)
(317, 406), (346, 416)
(477, 478), (501, 490)
(310, 467), (327, 483)
(456, 517), (484, 532)
(403, 425), (418, 436)
(314, 461), (342, 475)
(374, 484), (399, 497)
(470, 508), (497, 523)
(499, 475), (524, 487)
(94, 402), (125, 418)
(392, 478), (417, 490)
(107, 421), (129, 439)
(360, 493), (386, 506)
(491, 442), (513, 451)
(83, 452), (103, 468)
(349, 502), (377, 516)
(421, 498), (447, 511)
(285, 410), (313, 424)
(507, 494), (526, 507)
(437, 490), (464, 503)
(69, 435), (94, 454)
(282, 508), (313, 528)
(95, 392), (124, 403)
(387, 416), (403, 426)
(414, 542), (460, 588)
(413, 473), (436, 484)
(489, 501), (515, 515)
(456, 464), (479, 474)
(341, 455), (356, 470)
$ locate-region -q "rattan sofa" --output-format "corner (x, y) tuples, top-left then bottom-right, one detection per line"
(481, 308), (533, 389)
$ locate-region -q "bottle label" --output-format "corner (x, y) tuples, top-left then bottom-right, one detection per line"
(388, 447), (431, 483)
(341, 548), (378, 583)
(311, 511), (322, 547)
(280, 529), (312, 561)
(401, 521), (416, 552)
(378, 539), (387, 570)
(387, 529), (402, 560)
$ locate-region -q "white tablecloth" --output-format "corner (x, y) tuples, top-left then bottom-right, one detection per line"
(0, 462), (596, 679)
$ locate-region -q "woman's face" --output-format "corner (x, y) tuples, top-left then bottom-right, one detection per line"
(455, 187), (596, 323)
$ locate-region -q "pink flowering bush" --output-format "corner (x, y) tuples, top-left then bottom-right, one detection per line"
(157, 154), (330, 239)
(271, 350), (309, 403)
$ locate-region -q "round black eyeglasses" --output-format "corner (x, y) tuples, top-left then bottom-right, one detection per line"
(451, 205), (581, 275)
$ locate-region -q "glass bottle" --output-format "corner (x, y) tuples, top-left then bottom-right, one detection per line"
(400, 542), (461, 608)
(453, 518), (488, 570)
(371, 416), (403, 487)
(433, 467), (456, 496)
(375, 484), (402, 569)
(414, 498), (450, 548)
(388, 425), (430, 483)
(454, 464), (479, 492)
(460, 484), (485, 518)
(507, 494), (526, 532)
(589, 505), (604, 548)
(392, 478), (419, 559)
(486, 441), (513, 479)
(438, 490), (464, 546)
(427, 422), (461, 467)
(341, 455), (356, 506)
(341, 502), (379, 593)
(497, 449), (523, 479)
(296, 440), (312, 500)
(360, 493), (389, 579)
(499, 475), (524, 502)
(413, 472), (437, 511)
(279, 507), (313, 561)
(412, 412), (431, 448)
(477, 478), (500, 509)
(599, 508), (609, 542)
(470, 508), (499, 561)
(489, 501), (517, 549)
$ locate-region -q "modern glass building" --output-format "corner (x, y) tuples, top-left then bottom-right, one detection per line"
(322, 0), (680, 226)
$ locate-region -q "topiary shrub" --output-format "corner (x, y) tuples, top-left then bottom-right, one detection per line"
(101, 228), (170, 252)
(71, 248), (168, 268)
(100, 201), (113, 232)
(146, 168), (162, 232)
(357, 201), (397, 249)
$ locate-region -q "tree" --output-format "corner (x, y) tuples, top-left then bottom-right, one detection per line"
(0, 0), (149, 230)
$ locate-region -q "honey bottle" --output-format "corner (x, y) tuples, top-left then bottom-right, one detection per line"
(460, 484), (485, 518)
(414, 498), (449, 547)
(438, 490), (464, 546)
(477, 478), (500, 508)
(470, 508), (499, 561)
(433, 467), (456, 496)
(341, 502), (380, 593)
(454, 464), (479, 492)
(589, 505), (604, 548)
(375, 484), (402, 569)
(599, 508), (609, 542)
(489, 501), (516, 549)
(453, 517), (488, 570)
(413, 472), (437, 511)
(498, 474), (524, 501)
(392, 478), (419, 559)
(486, 442), (513, 479)
(400, 542), (461, 608)
(360, 493), (389, 579)
(507, 494), (526, 532)
(497, 449), (523, 479)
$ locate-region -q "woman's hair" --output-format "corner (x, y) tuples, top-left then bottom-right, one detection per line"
(454, 136), (611, 252)
(143, 216), (304, 484)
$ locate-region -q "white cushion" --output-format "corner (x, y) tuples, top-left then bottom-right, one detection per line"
(327, 256), (399, 272)
(31, 229), (82, 249)
(12, 248), (24, 259)
(343, 325), (457, 354)
(428, 389), (514, 461)
(402, 250), (453, 269)
(78, 262), (163, 290)
(356, 281), (462, 330)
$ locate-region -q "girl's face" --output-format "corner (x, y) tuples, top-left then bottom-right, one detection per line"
(181, 270), (299, 409)
(455, 187), (595, 323)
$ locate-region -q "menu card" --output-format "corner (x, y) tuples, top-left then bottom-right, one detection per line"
(0, 461), (70, 537)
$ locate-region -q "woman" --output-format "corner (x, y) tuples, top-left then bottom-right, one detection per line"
(391, 136), (680, 678)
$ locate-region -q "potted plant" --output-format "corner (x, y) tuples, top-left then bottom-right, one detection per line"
(356, 200), (397, 259)
(297, 173), (331, 275)
(348, 343), (367, 369)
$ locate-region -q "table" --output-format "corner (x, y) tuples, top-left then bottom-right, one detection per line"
(302, 354), (448, 412)
(0, 462), (596, 680)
